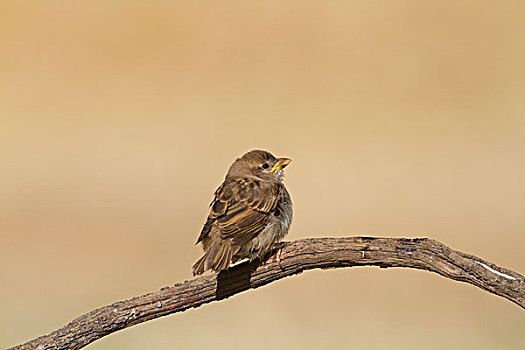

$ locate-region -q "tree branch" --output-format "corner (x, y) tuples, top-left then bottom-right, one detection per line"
(10, 237), (525, 350)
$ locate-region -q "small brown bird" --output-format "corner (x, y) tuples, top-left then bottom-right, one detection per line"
(192, 150), (293, 275)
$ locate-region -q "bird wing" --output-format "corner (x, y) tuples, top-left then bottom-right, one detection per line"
(196, 178), (281, 246)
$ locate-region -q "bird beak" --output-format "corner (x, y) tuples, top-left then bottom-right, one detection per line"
(271, 158), (292, 173)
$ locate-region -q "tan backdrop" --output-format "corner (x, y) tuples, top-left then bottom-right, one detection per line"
(1, 1), (524, 349)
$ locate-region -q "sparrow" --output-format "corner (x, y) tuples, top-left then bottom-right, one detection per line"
(192, 150), (293, 275)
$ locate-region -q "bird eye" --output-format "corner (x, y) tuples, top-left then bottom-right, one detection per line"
(261, 163), (269, 169)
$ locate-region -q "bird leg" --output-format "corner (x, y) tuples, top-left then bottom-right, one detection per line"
(272, 241), (287, 270)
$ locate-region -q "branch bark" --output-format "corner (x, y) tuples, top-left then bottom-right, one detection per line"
(10, 237), (525, 350)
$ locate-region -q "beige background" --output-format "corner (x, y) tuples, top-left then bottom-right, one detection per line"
(2, 1), (524, 349)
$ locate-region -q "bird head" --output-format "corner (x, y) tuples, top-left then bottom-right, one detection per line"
(226, 150), (291, 182)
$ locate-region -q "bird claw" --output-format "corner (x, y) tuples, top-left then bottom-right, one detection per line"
(272, 242), (287, 271)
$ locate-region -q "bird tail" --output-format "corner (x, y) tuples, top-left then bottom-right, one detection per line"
(192, 242), (233, 276)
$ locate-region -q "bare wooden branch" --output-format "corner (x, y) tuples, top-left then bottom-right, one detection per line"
(10, 237), (525, 350)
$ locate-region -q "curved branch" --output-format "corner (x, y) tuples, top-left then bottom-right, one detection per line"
(10, 237), (525, 350)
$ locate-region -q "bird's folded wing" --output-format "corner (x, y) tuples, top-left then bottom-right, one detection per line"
(199, 178), (281, 246)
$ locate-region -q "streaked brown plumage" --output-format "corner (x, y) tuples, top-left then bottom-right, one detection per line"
(192, 150), (293, 275)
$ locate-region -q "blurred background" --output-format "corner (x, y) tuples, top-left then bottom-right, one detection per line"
(1, 1), (524, 349)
